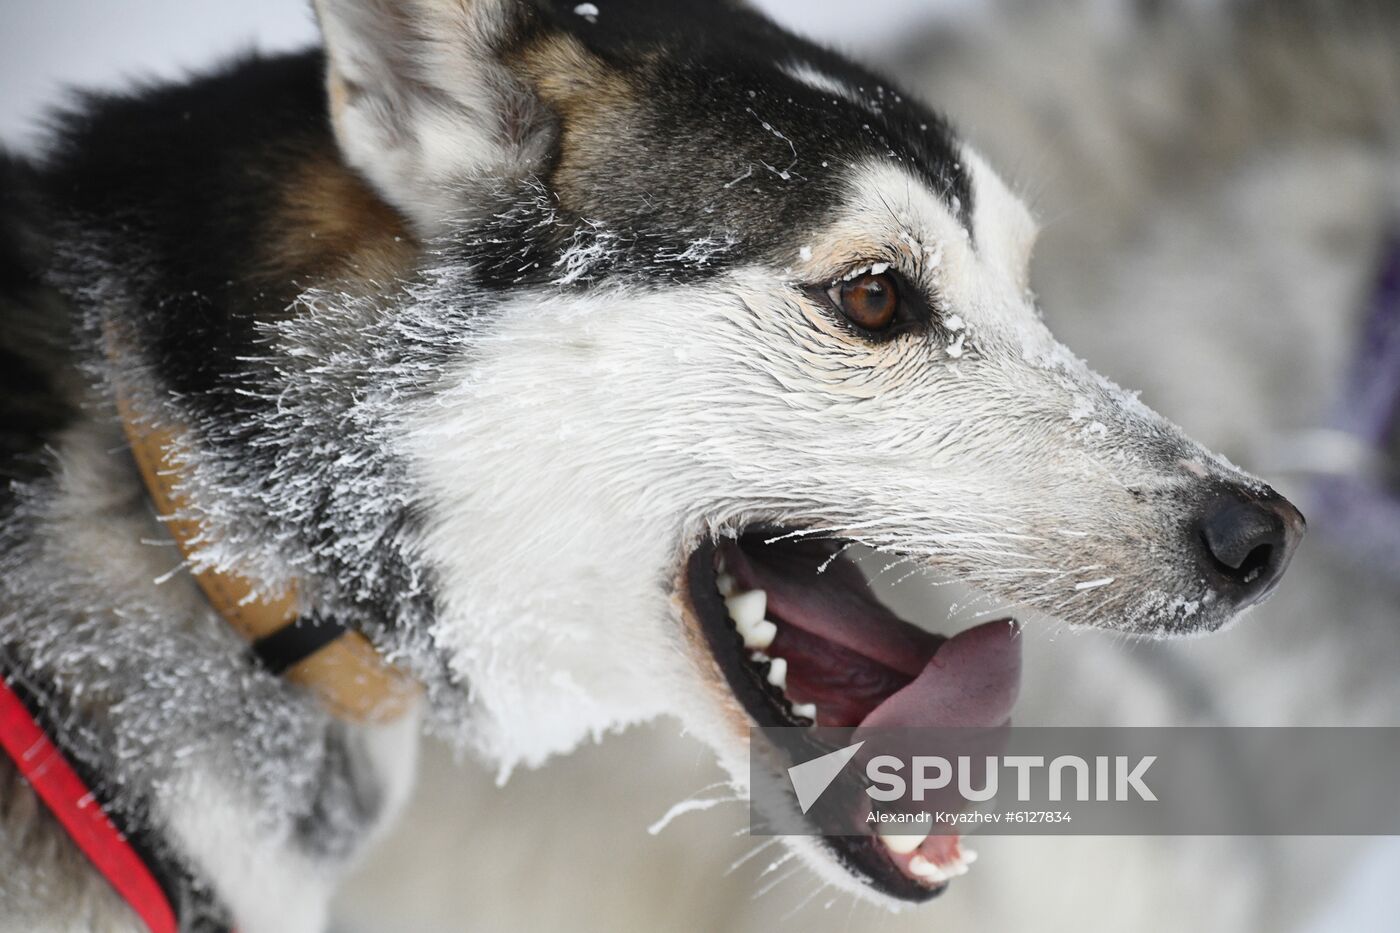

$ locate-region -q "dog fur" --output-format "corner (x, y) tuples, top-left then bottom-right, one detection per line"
(333, 3), (1400, 931)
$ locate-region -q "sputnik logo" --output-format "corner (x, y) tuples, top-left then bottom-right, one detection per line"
(786, 741), (864, 813)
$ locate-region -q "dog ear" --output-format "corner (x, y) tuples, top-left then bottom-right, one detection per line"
(312, 0), (554, 235)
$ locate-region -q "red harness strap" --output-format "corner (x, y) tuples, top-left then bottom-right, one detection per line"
(0, 676), (178, 933)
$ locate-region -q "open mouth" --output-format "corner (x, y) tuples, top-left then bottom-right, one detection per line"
(685, 528), (1022, 902)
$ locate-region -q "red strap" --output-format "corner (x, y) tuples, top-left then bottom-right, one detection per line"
(0, 677), (178, 933)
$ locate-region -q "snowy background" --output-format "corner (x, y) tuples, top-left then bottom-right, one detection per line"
(2, 2), (1396, 931)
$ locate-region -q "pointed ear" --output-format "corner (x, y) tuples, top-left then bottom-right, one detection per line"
(313, 0), (554, 234)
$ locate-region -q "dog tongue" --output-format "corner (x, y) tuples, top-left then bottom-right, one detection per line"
(857, 619), (1021, 730)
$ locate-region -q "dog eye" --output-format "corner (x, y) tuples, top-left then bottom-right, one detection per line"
(827, 271), (901, 331)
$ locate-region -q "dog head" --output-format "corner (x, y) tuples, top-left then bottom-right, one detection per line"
(308, 0), (1304, 904)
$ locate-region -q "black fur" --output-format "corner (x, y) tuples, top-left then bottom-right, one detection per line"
(537, 0), (975, 233)
(31, 3), (973, 437)
(0, 152), (75, 507)
(39, 52), (331, 418)
(35, 52), (441, 644)
(465, 0), (975, 288)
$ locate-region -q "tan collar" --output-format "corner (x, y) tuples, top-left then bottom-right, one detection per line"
(117, 399), (420, 724)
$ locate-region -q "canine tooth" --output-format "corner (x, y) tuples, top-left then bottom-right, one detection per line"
(908, 855), (948, 882)
(790, 702), (817, 720)
(743, 619), (777, 651)
(725, 590), (767, 629)
(766, 656), (787, 690)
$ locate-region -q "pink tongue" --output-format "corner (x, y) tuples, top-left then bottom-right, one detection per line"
(857, 619), (1021, 730)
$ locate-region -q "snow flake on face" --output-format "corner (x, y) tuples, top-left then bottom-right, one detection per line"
(798, 245), (813, 262)
(780, 61), (859, 105)
(945, 333), (966, 359)
(573, 3), (599, 23)
(552, 224), (621, 286)
(723, 164), (755, 189)
(895, 229), (943, 268)
(1166, 597), (1202, 620)
(1178, 458), (1209, 478)
(745, 108), (800, 181)
(656, 234), (737, 269)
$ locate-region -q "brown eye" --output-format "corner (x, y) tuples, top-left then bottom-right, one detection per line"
(829, 271), (900, 331)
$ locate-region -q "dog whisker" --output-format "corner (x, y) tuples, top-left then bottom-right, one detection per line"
(727, 838), (782, 876)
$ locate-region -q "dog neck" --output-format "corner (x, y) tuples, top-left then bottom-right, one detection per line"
(0, 411), (424, 929)
(113, 391), (420, 724)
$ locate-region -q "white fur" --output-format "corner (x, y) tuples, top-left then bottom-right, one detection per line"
(389, 142), (1265, 898)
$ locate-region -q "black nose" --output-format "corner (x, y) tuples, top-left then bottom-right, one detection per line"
(1195, 489), (1305, 608)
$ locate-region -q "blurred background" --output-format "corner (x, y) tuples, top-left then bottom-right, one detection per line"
(4, 1), (1398, 930)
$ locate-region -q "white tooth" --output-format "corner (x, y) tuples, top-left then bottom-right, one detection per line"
(790, 702), (817, 721)
(725, 590), (767, 629)
(881, 835), (924, 856)
(951, 861), (970, 877)
(743, 619), (777, 651)
(716, 573), (736, 597)
(877, 826), (928, 855)
(766, 656), (787, 690)
(908, 855), (948, 882)
(749, 651), (770, 663)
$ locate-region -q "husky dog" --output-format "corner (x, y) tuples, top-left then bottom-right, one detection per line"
(0, 0), (1305, 929)
(330, 3), (1400, 932)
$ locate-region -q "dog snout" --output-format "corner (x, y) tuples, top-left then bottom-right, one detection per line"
(1194, 486), (1305, 609)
